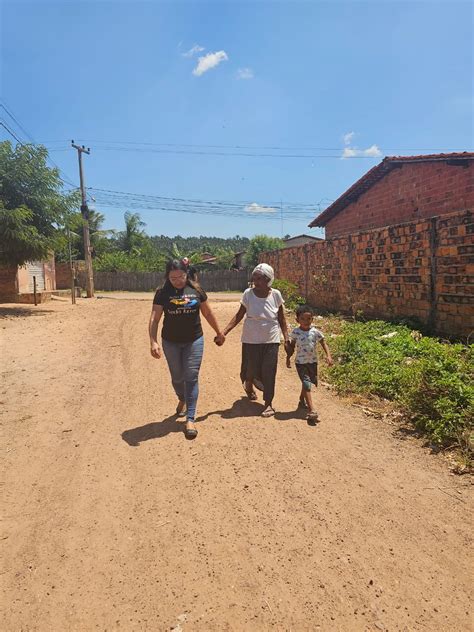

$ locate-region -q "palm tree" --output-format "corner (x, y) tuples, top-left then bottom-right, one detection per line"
(121, 211), (146, 254)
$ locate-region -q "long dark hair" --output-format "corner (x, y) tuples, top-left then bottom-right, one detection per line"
(162, 259), (203, 294)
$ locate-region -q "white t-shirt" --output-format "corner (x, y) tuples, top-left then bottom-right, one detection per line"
(289, 326), (324, 364)
(241, 288), (284, 344)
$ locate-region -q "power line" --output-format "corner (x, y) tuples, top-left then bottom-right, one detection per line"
(88, 186), (325, 222)
(38, 138), (468, 153)
(0, 101), (78, 188)
(89, 186), (326, 210)
(0, 120), (23, 145)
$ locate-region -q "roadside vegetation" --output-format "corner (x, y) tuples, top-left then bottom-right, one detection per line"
(279, 280), (473, 459)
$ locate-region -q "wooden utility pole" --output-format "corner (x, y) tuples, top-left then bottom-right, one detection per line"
(71, 140), (94, 298)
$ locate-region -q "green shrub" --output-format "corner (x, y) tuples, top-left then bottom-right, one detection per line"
(325, 320), (473, 449)
(273, 279), (305, 311)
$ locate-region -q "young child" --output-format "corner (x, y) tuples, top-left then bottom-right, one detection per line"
(285, 304), (333, 425)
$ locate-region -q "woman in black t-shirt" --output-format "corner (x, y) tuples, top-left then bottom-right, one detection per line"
(149, 259), (225, 439)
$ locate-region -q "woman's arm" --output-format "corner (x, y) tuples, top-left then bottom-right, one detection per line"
(149, 305), (164, 358)
(200, 300), (225, 344)
(277, 305), (289, 344)
(222, 304), (247, 336)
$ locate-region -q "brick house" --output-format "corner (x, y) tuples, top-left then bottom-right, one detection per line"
(309, 153), (474, 237)
(0, 256), (56, 303)
(261, 153), (473, 337)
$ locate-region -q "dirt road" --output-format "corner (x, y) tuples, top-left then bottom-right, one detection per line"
(1, 294), (472, 631)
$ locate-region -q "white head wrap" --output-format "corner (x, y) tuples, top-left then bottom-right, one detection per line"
(252, 263), (275, 286)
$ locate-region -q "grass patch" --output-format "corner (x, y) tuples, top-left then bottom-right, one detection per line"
(312, 318), (473, 454)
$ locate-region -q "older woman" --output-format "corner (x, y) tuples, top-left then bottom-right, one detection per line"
(222, 263), (289, 417)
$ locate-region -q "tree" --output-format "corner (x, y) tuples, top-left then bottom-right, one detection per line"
(245, 235), (284, 267)
(55, 208), (113, 262)
(117, 211), (147, 254)
(0, 141), (79, 266)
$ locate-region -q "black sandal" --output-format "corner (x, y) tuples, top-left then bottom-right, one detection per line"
(307, 412), (319, 426)
(175, 401), (186, 419)
(184, 422), (198, 439)
(243, 382), (258, 400)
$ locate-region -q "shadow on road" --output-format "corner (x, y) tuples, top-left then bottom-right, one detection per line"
(196, 397), (307, 423)
(122, 414), (183, 446)
(0, 306), (52, 318)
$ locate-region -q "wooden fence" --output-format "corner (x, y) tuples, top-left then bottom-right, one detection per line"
(76, 269), (250, 292)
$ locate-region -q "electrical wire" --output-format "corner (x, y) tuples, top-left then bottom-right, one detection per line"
(38, 138), (468, 153)
(0, 101), (78, 189)
(88, 187), (324, 222)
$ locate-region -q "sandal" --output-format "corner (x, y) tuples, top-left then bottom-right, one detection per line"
(243, 382), (258, 400)
(261, 406), (275, 418)
(175, 401), (186, 419)
(307, 411), (319, 426)
(184, 421), (198, 440)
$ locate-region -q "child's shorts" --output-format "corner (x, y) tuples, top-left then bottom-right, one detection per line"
(296, 362), (318, 391)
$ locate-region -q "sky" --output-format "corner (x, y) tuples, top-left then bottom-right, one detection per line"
(1, 0), (473, 239)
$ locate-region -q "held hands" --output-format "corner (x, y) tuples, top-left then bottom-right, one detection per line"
(150, 341), (162, 359)
(214, 333), (226, 346)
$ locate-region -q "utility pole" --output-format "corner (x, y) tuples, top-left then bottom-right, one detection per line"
(71, 140), (94, 297)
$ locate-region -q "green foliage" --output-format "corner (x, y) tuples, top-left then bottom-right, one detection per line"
(326, 320), (473, 449)
(55, 208), (114, 262)
(115, 211), (147, 254)
(150, 234), (249, 256)
(93, 249), (166, 273)
(273, 278), (305, 311)
(0, 141), (79, 266)
(245, 234), (284, 267)
(0, 203), (52, 265)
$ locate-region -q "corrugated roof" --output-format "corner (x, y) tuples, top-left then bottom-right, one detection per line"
(309, 152), (474, 228)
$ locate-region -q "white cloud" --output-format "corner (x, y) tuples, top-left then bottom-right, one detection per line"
(193, 50), (228, 76)
(182, 44), (205, 58)
(343, 131), (355, 145)
(342, 147), (358, 159)
(244, 202), (277, 214)
(363, 144), (382, 157)
(237, 67), (254, 80)
(341, 144), (382, 159)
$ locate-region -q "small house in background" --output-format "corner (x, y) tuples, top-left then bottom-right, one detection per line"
(231, 251), (246, 270)
(309, 152), (474, 237)
(0, 255), (56, 303)
(283, 234), (324, 248)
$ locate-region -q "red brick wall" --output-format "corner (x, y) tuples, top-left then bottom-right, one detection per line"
(324, 161), (474, 238)
(0, 267), (18, 301)
(262, 209), (474, 339)
(55, 261), (86, 289)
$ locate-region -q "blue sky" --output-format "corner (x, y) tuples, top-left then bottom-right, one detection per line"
(1, 0), (473, 238)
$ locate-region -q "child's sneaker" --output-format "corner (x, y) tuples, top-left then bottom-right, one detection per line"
(307, 411), (319, 426)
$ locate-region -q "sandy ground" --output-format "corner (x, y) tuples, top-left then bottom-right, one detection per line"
(1, 294), (472, 632)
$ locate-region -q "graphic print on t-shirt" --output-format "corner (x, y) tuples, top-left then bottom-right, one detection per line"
(169, 296), (199, 309)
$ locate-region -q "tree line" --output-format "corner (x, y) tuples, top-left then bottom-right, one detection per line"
(0, 141), (284, 271)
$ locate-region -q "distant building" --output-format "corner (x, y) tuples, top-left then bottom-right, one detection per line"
(0, 256), (56, 303)
(283, 234), (324, 248)
(231, 251), (246, 269)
